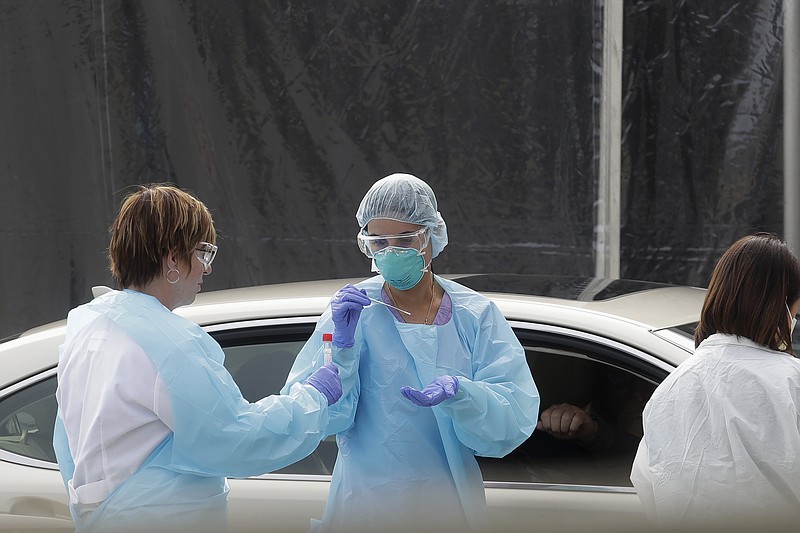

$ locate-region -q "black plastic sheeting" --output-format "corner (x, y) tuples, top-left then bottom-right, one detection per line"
(622, 0), (784, 283)
(0, 0), (784, 339)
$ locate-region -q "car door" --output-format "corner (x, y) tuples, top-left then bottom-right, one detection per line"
(0, 315), (673, 532)
(0, 369), (73, 532)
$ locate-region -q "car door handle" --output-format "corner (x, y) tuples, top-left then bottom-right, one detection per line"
(1, 496), (73, 531)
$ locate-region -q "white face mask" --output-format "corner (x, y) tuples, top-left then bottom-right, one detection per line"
(787, 304), (797, 335)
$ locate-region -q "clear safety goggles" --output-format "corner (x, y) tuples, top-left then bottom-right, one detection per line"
(357, 227), (429, 258)
(194, 242), (218, 267)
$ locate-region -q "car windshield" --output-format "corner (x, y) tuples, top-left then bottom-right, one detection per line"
(454, 274), (678, 302)
(667, 321), (800, 356)
(668, 322), (698, 339)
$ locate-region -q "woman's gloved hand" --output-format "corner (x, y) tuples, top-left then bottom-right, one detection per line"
(305, 363), (342, 405)
(400, 375), (459, 407)
(331, 284), (371, 348)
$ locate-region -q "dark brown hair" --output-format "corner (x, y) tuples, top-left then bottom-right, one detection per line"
(695, 233), (800, 353)
(108, 184), (216, 289)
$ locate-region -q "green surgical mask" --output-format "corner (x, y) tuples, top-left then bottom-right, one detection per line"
(373, 247), (426, 290)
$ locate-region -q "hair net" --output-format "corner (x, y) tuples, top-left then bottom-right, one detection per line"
(355, 173), (448, 258)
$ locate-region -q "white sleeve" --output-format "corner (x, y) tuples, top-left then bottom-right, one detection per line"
(58, 316), (174, 506)
(630, 438), (657, 522)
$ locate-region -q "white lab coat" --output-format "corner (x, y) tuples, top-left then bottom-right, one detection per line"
(631, 333), (800, 528)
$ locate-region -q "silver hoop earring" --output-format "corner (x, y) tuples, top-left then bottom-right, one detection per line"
(166, 268), (181, 284)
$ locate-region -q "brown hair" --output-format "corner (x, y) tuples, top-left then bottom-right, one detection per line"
(695, 233), (800, 354)
(108, 184), (216, 289)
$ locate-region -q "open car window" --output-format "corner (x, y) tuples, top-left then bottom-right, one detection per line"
(215, 322), (662, 488)
(478, 332), (658, 487)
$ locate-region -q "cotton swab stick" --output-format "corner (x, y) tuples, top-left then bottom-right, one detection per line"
(368, 296), (412, 315)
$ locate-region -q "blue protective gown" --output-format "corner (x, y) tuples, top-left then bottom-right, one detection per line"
(53, 289), (332, 532)
(281, 275), (539, 532)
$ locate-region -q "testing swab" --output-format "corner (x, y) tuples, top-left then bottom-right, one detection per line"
(368, 296), (412, 315)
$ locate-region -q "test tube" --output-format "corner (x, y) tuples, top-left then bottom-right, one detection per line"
(322, 332), (333, 365)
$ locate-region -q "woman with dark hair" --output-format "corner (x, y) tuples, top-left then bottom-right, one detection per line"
(631, 233), (800, 528)
(54, 184), (341, 532)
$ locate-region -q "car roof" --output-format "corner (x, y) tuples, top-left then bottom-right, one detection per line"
(1, 275), (704, 390)
(450, 274), (705, 329)
(182, 274), (705, 331)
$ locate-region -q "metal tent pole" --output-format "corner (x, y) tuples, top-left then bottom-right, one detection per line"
(786, 0), (800, 253)
(596, 0), (623, 279)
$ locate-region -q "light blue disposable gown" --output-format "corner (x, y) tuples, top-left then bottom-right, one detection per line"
(281, 275), (539, 532)
(53, 289), (332, 532)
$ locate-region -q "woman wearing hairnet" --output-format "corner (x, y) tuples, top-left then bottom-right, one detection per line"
(282, 173), (539, 532)
(54, 184), (342, 533)
(631, 233), (800, 529)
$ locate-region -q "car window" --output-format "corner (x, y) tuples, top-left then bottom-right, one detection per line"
(668, 321), (698, 339)
(221, 338), (339, 476)
(224, 340), (306, 404)
(478, 338), (656, 487)
(0, 376), (58, 463)
(673, 320), (800, 353)
(212, 323), (338, 476)
(216, 323), (662, 487)
(0, 320), (664, 490)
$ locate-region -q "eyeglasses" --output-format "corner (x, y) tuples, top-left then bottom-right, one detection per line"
(194, 242), (218, 267)
(357, 227), (429, 258)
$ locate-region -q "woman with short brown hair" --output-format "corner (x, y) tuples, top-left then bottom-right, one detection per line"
(55, 184), (341, 532)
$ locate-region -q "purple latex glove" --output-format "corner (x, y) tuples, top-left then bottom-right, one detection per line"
(331, 284), (371, 348)
(305, 363), (342, 406)
(400, 375), (459, 407)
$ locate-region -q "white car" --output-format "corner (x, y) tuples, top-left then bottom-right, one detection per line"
(0, 275), (707, 532)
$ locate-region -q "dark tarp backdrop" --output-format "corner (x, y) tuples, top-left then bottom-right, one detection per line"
(621, 0), (784, 284)
(0, 0), (785, 339)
